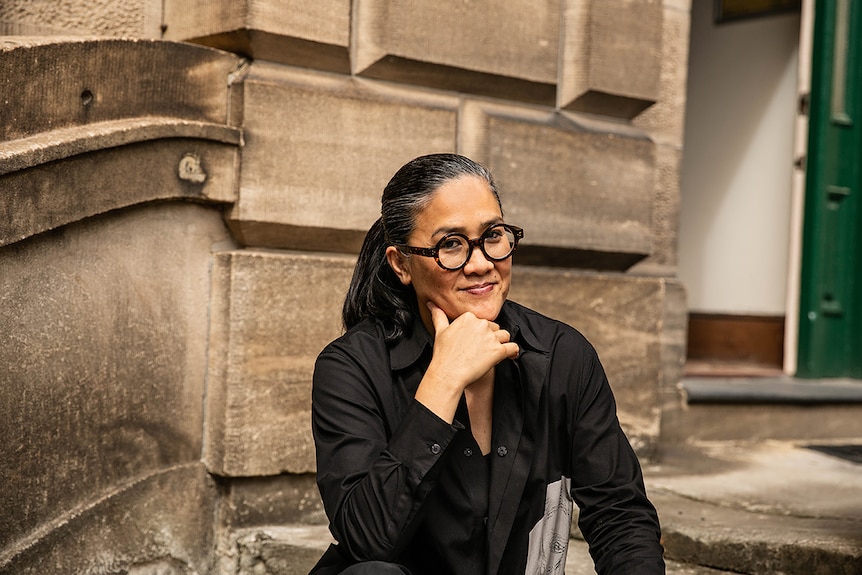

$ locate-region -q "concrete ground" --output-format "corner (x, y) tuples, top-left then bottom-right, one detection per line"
(642, 439), (862, 574)
(235, 439), (862, 575)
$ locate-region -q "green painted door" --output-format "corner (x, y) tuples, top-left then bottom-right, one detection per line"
(798, 0), (862, 378)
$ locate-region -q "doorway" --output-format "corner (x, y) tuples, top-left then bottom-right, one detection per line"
(796, 0), (862, 378)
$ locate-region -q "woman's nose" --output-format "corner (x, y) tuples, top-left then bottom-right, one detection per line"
(462, 245), (494, 274)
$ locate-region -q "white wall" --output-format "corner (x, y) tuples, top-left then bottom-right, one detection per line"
(679, 3), (801, 315)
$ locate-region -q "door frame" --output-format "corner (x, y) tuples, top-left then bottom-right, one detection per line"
(787, 0), (862, 378)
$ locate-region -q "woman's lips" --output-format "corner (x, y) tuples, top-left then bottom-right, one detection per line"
(463, 282), (495, 295)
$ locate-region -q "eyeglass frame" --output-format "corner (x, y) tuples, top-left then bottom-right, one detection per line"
(397, 223), (524, 271)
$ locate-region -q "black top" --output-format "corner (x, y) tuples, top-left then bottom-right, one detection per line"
(414, 394), (492, 575)
(310, 300), (665, 575)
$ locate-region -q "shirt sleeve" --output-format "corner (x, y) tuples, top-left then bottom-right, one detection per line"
(311, 343), (459, 563)
(562, 333), (666, 575)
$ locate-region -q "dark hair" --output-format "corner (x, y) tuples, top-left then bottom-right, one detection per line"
(342, 153), (502, 341)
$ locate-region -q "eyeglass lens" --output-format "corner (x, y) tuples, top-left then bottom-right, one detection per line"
(437, 226), (517, 269)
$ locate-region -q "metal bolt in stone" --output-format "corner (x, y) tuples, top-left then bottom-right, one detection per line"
(178, 153), (207, 184)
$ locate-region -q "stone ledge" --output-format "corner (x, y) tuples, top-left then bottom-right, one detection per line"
(224, 524), (740, 575)
(682, 376), (862, 405)
(228, 525), (331, 575)
(1, 137), (239, 247)
(0, 117), (242, 175)
(1, 38), (243, 142)
(654, 489), (862, 575)
(0, 464), (218, 575)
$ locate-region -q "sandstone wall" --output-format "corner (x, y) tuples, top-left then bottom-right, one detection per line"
(0, 38), (243, 575)
(1, 1), (690, 572)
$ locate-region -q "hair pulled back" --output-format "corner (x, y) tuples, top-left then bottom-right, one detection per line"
(342, 153), (501, 341)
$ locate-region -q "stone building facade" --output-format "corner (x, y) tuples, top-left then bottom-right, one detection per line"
(0, 1), (690, 573)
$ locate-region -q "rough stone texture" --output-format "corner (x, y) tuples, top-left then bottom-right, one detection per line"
(221, 474), (327, 530)
(0, 202), (233, 568)
(659, 280), (689, 400)
(1, 464), (218, 575)
(0, 0), (161, 38)
(221, 524), (740, 575)
(560, 0), (663, 119)
(0, 118), (241, 177)
(0, 38), (242, 246)
(660, 402), (862, 444)
(354, 0), (560, 105)
(164, 0), (351, 73)
(461, 100), (655, 269)
(1, 137), (239, 247)
(225, 63), (458, 252)
(0, 38), (243, 142)
(649, 441), (862, 575)
(632, 0), (691, 146)
(656, 488), (862, 575)
(629, 143), (684, 276)
(217, 440), (862, 575)
(206, 252), (683, 475)
(0, 0), (693, 570)
(631, 0), (691, 275)
(510, 267), (687, 453)
(205, 250), (354, 477)
(0, 39), (240, 245)
(229, 526), (333, 575)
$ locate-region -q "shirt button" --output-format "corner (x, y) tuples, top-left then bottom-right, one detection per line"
(463, 447), (473, 457)
(496, 446), (508, 457)
(430, 443), (441, 455)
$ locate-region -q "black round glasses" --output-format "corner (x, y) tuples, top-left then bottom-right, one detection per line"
(398, 224), (524, 271)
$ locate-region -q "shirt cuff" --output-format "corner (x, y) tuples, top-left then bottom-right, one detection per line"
(387, 399), (461, 481)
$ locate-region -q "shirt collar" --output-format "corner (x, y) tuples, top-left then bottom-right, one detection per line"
(496, 301), (548, 355)
(389, 318), (433, 371)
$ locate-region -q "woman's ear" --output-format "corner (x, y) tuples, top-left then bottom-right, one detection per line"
(385, 246), (412, 286)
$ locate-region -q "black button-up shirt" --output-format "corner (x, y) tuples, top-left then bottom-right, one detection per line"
(310, 301), (665, 575)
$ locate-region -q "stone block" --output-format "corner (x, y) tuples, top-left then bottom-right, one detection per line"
(660, 402), (862, 444)
(221, 474), (326, 530)
(659, 279), (688, 396)
(0, 39), (242, 246)
(632, 0), (692, 146)
(164, 0), (351, 73)
(0, 0), (161, 37)
(461, 100), (655, 270)
(354, 0), (559, 105)
(560, 0), (662, 119)
(0, 38), (243, 142)
(0, 464), (218, 575)
(1, 136), (239, 247)
(226, 63), (458, 252)
(206, 250), (355, 477)
(630, 143), (684, 275)
(0, 202), (232, 552)
(509, 267), (686, 453)
(231, 526), (332, 575)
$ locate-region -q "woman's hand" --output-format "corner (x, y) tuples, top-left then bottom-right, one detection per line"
(414, 302), (519, 423)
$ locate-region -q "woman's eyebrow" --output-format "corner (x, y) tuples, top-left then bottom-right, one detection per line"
(430, 217), (503, 238)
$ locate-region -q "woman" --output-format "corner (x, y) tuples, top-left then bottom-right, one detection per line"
(310, 154), (665, 575)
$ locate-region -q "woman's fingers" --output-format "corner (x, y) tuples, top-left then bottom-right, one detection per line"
(502, 341), (520, 359)
(427, 301), (451, 334)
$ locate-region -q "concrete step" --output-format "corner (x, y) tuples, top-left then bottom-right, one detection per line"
(225, 525), (737, 575)
(652, 492), (862, 574)
(661, 376), (862, 444)
(223, 441), (862, 575)
(228, 525), (331, 575)
(645, 440), (862, 575)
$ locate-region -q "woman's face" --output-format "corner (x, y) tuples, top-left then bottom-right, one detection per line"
(386, 175), (512, 333)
